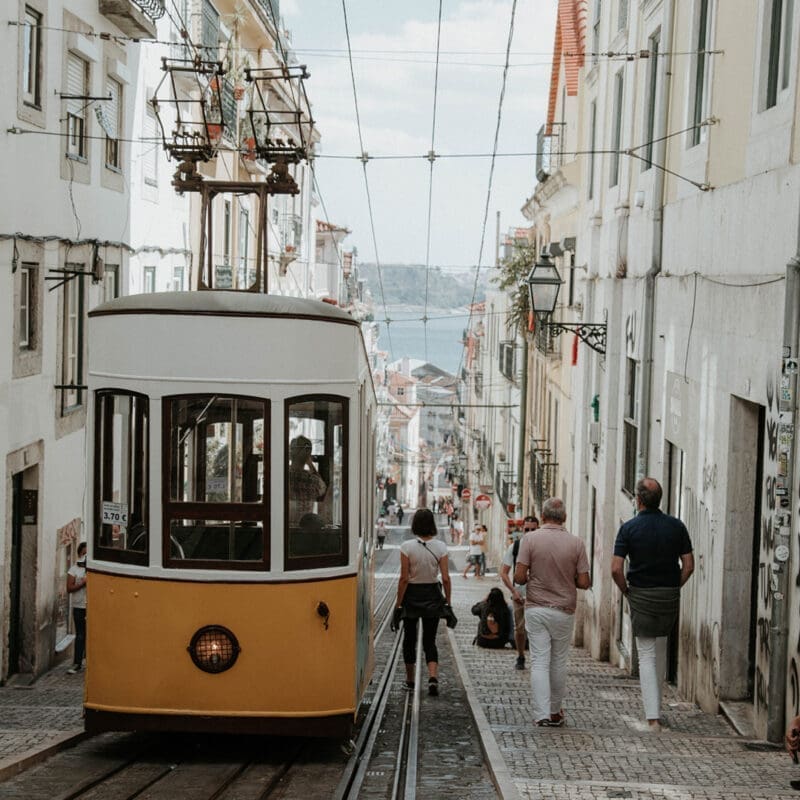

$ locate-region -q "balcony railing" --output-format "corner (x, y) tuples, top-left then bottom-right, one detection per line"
(495, 466), (516, 512)
(100, 0), (163, 37)
(534, 321), (560, 357)
(536, 123), (565, 183)
(530, 449), (558, 513)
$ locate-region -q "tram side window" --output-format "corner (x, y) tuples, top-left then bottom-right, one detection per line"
(95, 391), (149, 565)
(165, 395), (268, 567)
(286, 396), (347, 569)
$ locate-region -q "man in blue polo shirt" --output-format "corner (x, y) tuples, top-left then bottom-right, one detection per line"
(611, 477), (694, 732)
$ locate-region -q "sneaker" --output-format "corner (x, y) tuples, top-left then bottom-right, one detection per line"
(428, 678), (439, 697)
(549, 711), (565, 727)
(67, 666), (82, 675)
(515, 656), (525, 670)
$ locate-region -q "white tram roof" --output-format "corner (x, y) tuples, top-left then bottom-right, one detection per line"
(89, 291), (358, 327)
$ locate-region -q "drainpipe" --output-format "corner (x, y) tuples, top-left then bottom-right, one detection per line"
(767, 231), (800, 742)
(638, 0), (675, 477)
(517, 335), (529, 512)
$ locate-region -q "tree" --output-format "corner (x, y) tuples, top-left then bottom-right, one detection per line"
(492, 244), (535, 336)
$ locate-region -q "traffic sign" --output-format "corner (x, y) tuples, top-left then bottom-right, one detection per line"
(461, 488), (472, 501)
(473, 493), (491, 510)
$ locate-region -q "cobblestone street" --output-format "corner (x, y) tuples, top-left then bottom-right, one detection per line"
(0, 535), (798, 798)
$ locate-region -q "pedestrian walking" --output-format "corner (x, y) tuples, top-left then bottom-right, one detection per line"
(514, 498), (590, 727)
(611, 477), (694, 732)
(450, 512), (464, 545)
(501, 514), (538, 670)
(66, 541), (88, 674)
(397, 505), (404, 525)
(391, 509), (453, 696)
(478, 524), (488, 575)
(375, 517), (386, 549)
(462, 524), (485, 578)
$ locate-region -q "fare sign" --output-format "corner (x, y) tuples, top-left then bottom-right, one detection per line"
(473, 493), (492, 510)
(101, 501), (128, 525)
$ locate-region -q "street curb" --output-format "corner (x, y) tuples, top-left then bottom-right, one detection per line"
(448, 627), (522, 800)
(0, 730), (87, 783)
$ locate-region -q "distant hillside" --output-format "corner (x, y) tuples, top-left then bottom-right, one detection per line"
(358, 264), (487, 307)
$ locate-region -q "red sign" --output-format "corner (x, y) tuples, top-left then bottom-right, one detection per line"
(473, 493), (491, 510)
(461, 489), (472, 501)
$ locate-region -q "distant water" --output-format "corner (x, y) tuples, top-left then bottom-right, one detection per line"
(376, 306), (468, 375)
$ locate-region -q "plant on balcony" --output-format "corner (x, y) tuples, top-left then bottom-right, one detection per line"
(493, 242), (535, 335)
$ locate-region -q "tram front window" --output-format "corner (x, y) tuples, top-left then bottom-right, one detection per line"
(165, 395), (269, 568)
(286, 397), (347, 569)
(94, 391), (149, 565)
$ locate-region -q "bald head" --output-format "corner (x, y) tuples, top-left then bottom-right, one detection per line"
(636, 478), (663, 510)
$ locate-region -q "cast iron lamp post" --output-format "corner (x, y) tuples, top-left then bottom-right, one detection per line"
(525, 251), (607, 355)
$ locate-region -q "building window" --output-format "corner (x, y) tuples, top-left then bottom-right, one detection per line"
(618, 0), (628, 31)
(62, 273), (84, 412)
(19, 264), (35, 349)
(763, 0), (795, 109)
(285, 396), (347, 570)
(164, 395), (268, 568)
(622, 358), (638, 494)
(238, 207), (251, 287)
(690, 0), (711, 146)
(223, 198), (231, 264)
(104, 77), (122, 170)
(22, 7), (42, 108)
(610, 70), (624, 187)
(65, 52), (88, 159)
(172, 266), (185, 291)
(144, 101), (158, 186)
(592, 0), (602, 65)
(499, 341), (516, 382)
(143, 266), (156, 293)
(94, 391), (149, 566)
(642, 30), (661, 170)
(103, 264), (119, 301)
(588, 100), (597, 198)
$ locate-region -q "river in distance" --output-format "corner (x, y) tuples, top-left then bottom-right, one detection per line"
(375, 306), (469, 376)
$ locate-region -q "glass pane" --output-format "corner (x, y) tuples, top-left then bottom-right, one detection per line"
(169, 520), (263, 561)
(170, 396), (265, 504)
(96, 393), (149, 558)
(287, 398), (346, 560)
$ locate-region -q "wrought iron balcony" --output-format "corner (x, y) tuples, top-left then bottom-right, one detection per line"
(99, 0), (163, 37)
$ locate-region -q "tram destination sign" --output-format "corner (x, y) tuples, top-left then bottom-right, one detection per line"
(102, 501), (129, 525)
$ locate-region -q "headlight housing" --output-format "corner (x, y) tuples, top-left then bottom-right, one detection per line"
(187, 625), (240, 673)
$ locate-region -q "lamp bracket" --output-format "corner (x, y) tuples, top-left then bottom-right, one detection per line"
(543, 320), (607, 355)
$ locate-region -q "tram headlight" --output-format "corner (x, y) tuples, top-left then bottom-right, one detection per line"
(188, 625), (241, 674)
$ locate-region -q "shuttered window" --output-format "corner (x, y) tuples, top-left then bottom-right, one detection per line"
(22, 7), (42, 107)
(66, 52), (88, 158)
(144, 102), (158, 186)
(104, 77), (122, 169)
(201, 0), (220, 59)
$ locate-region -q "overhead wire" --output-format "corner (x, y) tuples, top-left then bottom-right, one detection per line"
(459, 0), (519, 384)
(341, 0), (394, 361)
(423, 0), (443, 363)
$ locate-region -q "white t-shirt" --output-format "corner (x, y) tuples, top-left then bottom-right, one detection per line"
(502, 540), (527, 592)
(68, 562), (87, 609)
(400, 537), (448, 583)
(468, 529), (484, 556)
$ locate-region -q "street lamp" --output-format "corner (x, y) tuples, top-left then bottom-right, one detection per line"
(525, 251), (607, 355)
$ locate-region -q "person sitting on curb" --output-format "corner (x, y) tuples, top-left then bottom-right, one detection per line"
(471, 587), (513, 649)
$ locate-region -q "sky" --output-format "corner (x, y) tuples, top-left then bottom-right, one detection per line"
(281, 1), (558, 268)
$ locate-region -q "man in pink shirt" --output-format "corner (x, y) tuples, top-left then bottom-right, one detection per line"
(514, 497), (591, 727)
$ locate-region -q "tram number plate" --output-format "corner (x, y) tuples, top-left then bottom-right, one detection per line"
(102, 502), (129, 525)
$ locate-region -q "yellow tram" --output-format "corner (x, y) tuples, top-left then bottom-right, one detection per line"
(84, 292), (376, 736)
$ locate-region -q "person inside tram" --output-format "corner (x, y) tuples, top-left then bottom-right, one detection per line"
(288, 435), (327, 519)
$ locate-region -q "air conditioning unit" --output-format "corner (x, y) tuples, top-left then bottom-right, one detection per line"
(588, 422), (601, 447)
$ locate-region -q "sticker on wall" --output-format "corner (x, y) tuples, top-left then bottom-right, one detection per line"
(775, 544), (790, 562)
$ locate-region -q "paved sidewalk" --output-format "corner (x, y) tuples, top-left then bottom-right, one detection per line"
(0, 667), (85, 780)
(448, 569), (799, 800)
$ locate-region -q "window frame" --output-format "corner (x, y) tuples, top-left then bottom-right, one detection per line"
(689, 0), (711, 147)
(622, 357), (638, 495)
(762, 0), (795, 110)
(94, 390), (150, 566)
(19, 264), (34, 349)
(65, 52), (89, 161)
(610, 69), (624, 187)
(143, 266), (156, 293)
(104, 76), (123, 171)
(162, 394), (270, 570)
(642, 29), (661, 171)
(143, 100), (158, 186)
(61, 271), (85, 413)
(103, 264), (119, 301)
(284, 394), (349, 571)
(22, 6), (42, 108)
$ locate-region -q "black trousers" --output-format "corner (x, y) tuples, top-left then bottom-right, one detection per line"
(402, 616), (439, 665)
(72, 607), (86, 666)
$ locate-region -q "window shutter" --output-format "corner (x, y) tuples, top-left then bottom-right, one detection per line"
(66, 53), (87, 118)
(105, 78), (120, 139)
(144, 105), (158, 182)
(201, 0), (220, 57)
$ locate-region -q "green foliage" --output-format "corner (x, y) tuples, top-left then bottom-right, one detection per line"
(492, 244), (535, 335)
